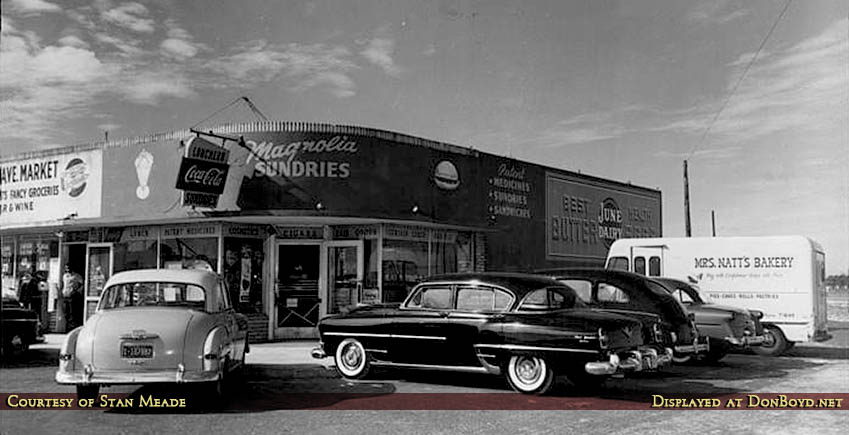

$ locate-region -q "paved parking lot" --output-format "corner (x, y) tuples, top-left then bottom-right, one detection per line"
(1, 322), (847, 434)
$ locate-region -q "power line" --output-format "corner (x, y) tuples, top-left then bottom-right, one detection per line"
(687, 0), (794, 160)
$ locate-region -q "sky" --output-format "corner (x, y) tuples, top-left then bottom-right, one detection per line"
(1, 0), (847, 274)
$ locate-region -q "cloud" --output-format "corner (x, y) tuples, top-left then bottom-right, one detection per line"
(100, 2), (156, 33)
(0, 12), (199, 146)
(57, 35), (90, 49)
(208, 41), (359, 97)
(121, 71), (196, 104)
(688, 0), (749, 24)
(8, 0), (62, 15)
(97, 122), (122, 132)
(360, 37), (401, 77)
(160, 20), (207, 60)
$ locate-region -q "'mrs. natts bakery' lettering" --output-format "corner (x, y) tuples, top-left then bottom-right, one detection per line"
(693, 256), (795, 269)
(246, 136), (357, 179)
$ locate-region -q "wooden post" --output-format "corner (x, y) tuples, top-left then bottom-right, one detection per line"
(684, 160), (692, 237)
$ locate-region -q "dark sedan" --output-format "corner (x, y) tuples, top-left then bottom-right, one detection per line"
(312, 273), (664, 395)
(1, 297), (43, 357)
(537, 268), (709, 362)
(655, 277), (766, 362)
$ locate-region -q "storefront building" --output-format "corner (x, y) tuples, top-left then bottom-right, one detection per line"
(0, 123), (661, 340)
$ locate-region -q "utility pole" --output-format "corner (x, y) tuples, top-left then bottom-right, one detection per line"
(684, 160), (692, 237)
(711, 210), (716, 237)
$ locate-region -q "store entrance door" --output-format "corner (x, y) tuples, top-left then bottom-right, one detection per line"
(326, 241), (364, 314)
(274, 243), (321, 338)
(83, 243), (113, 323)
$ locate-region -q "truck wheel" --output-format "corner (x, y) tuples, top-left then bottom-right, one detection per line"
(334, 338), (371, 379)
(752, 325), (788, 356)
(76, 385), (100, 401)
(505, 355), (555, 395)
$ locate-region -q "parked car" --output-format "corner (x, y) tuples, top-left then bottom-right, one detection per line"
(655, 277), (766, 361)
(312, 272), (666, 395)
(1, 297), (44, 357)
(537, 268), (709, 363)
(55, 269), (249, 400)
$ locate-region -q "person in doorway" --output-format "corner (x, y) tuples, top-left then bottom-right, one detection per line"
(62, 266), (84, 329)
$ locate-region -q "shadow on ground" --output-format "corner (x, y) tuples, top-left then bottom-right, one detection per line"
(0, 348), (58, 368)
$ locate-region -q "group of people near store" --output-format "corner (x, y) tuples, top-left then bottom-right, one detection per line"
(16, 265), (84, 332)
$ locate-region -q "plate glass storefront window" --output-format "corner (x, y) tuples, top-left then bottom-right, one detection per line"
(430, 241), (458, 275)
(113, 240), (157, 273)
(160, 238), (218, 271)
(1, 241), (15, 298)
(382, 240), (428, 304)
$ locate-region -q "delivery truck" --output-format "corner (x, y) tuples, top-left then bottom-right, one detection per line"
(605, 236), (828, 356)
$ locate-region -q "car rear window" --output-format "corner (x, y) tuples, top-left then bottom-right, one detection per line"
(99, 282), (206, 310)
(607, 256), (629, 271)
(558, 279), (592, 302)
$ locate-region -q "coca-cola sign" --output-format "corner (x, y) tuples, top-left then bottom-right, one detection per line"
(175, 158), (229, 194)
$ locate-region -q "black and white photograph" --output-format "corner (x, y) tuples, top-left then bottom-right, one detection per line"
(1, 0), (847, 433)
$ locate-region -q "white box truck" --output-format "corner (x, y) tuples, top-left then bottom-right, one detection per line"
(605, 236), (828, 356)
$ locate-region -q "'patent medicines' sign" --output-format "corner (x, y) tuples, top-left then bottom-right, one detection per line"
(0, 150), (103, 227)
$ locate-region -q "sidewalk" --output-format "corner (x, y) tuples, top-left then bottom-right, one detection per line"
(34, 334), (339, 379)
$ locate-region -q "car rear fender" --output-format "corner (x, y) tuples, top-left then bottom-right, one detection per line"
(58, 326), (84, 372)
(202, 326), (229, 373)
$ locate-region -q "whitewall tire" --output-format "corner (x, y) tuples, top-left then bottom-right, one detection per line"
(334, 338), (370, 379)
(505, 355), (554, 395)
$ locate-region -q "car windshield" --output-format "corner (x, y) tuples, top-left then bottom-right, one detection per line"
(99, 282), (206, 310)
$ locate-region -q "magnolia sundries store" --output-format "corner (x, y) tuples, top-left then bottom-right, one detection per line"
(0, 123), (661, 341)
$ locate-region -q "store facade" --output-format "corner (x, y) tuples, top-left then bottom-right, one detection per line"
(1, 123), (661, 340)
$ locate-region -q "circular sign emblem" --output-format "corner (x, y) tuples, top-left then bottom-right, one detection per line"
(598, 197), (623, 248)
(433, 160), (460, 191)
(61, 158), (89, 198)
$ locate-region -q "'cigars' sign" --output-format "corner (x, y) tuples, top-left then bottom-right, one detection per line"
(175, 158), (229, 194)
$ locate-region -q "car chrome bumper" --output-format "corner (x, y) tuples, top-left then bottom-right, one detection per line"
(311, 342), (326, 359)
(585, 347), (673, 375)
(55, 366), (219, 385)
(726, 335), (766, 347)
(674, 337), (710, 354)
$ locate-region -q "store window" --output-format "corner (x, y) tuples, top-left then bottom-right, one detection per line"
(223, 238), (264, 313)
(114, 240), (157, 273)
(430, 241), (457, 275)
(1, 240), (15, 298)
(160, 238), (218, 271)
(382, 239), (428, 303)
(363, 239), (379, 304)
(456, 232), (475, 273)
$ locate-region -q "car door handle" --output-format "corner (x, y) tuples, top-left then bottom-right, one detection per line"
(438, 311), (450, 318)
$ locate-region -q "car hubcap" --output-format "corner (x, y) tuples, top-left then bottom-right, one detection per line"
(763, 331), (776, 348)
(513, 357), (543, 386)
(342, 343), (362, 370)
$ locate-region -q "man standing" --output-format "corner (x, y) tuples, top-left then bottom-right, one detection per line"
(62, 266), (83, 329)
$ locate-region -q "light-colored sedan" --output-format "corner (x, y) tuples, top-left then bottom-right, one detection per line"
(55, 269), (249, 399)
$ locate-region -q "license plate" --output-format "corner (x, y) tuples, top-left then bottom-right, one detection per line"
(121, 344), (153, 359)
